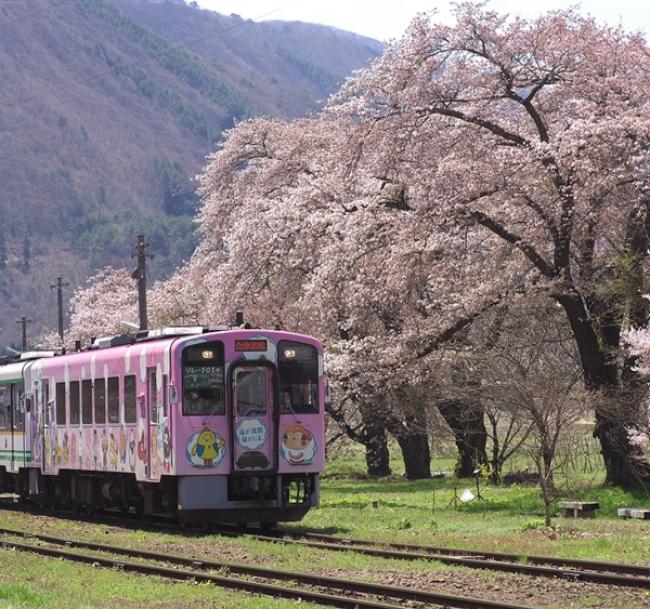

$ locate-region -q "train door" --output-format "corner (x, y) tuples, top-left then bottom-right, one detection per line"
(146, 367), (157, 479)
(3, 384), (25, 471)
(13, 384), (26, 469)
(231, 364), (276, 472)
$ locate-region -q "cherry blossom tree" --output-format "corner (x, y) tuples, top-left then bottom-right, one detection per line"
(52, 267), (138, 348)
(321, 3), (650, 487)
(194, 111), (514, 477)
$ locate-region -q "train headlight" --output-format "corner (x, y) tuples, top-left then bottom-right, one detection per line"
(283, 348), (296, 359)
(201, 349), (215, 360)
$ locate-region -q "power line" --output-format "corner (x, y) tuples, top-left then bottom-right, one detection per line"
(0, 1), (299, 113)
(0, 0), (64, 30)
(0, 0), (300, 165)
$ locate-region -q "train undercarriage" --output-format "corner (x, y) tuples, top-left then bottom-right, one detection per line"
(0, 467), (318, 526)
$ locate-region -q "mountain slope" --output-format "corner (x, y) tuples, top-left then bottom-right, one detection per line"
(118, 0), (383, 118)
(0, 0), (381, 345)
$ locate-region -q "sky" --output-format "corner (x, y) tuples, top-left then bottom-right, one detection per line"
(196, 0), (650, 41)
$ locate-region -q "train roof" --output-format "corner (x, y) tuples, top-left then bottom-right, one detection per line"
(0, 351), (57, 383)
(90, 326), (233, 349)
(0, 327), (322, 375)
(0, 360), (29, 384)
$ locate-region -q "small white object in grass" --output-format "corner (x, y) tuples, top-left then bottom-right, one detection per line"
(460, 489), (475, 503)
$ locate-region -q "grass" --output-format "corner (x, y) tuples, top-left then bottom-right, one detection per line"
(0, 547), (327, 609)
(291, 448), (650, 563)
(0, 447), (648, 607)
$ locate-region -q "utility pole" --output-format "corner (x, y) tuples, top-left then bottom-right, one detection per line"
(131, 234), (153, 331)
(15, 317), (32, 352)
(50, 276), (69, 343)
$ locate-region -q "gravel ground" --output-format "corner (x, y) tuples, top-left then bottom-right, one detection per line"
(318, 566), (650, 609)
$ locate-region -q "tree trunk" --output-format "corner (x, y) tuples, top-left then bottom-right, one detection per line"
(557, 293), (650, 488)
(362, 419), (391, 477)
(438, 399), (488, 477)
(395, 433), (431, 479)
(596, 408), (648, 488)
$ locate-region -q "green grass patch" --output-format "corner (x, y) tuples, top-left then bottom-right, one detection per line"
(0, 447), (649, 608)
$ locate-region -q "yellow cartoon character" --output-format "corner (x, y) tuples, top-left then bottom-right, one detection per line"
(189, 427), (224, 467)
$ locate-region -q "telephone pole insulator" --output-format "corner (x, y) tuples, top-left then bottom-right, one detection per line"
(131, 234), (153, 332)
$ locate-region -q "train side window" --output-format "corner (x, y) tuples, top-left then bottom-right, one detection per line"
(162, 374), (168, 418)
(149, 371), (158, 424)
(82, 380), (93, 424)
(0, 386), (9, 431)
(107, 377), (119, 424)
(55, 382), (66, 425)
(124, 375), (136, 424)
(43, 382), (50, 425)
(69, 381), (80, 425)
(13, 385), (24, 430)
(94, 379), (106, 424)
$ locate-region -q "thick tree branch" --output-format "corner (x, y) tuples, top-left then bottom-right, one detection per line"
(416, 105), (528, 147)
(471, 210), (556, 277)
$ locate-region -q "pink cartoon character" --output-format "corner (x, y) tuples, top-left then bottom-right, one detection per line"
(280, 424), (316, 465)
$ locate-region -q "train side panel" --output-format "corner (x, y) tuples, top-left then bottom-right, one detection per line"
(30, 342), (175, 482)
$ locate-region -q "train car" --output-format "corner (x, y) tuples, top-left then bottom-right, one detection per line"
(0, 326), (325, 525)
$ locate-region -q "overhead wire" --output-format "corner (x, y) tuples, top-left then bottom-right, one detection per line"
(0, 0), (300, 164)
(0, 1), (300, 112)
(0, 0), (64, 30)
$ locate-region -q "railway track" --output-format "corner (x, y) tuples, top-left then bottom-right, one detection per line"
(235, 526), (650, 588)
(0, 526), (538, 609)
(2, 499), (649, 589)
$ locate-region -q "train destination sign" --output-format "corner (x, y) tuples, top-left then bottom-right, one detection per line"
(235, 339), (267, 352)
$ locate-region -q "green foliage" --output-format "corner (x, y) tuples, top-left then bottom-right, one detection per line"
(91, 43), (220, 141)
(394, 516), (412, 529)
(276, 47), (339, 93)
(70, 208), (198, 280)
(520, 518), (546, 531)
(607, 251), (644, 306)
(151, 157), (200, 216)
(77, 0), (251, 122)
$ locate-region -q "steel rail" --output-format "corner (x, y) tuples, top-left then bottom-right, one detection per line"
(2, 501), (648, 589)
(229, 530), (650, 589)
(0, 529), (539, 609)
(267, 528), (650, 578)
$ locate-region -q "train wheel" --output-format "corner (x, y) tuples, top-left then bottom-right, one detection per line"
(260, 521), (277, 533)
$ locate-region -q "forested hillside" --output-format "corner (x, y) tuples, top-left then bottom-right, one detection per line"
(0, 0), (381, 345)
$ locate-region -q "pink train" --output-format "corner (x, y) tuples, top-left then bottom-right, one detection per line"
(0, 326), (325, 525)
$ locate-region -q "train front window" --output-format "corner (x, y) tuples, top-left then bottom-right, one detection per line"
(278, 341), (319, 414)
(234, 368), (267, 416)
(182, 341), (224, 416)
